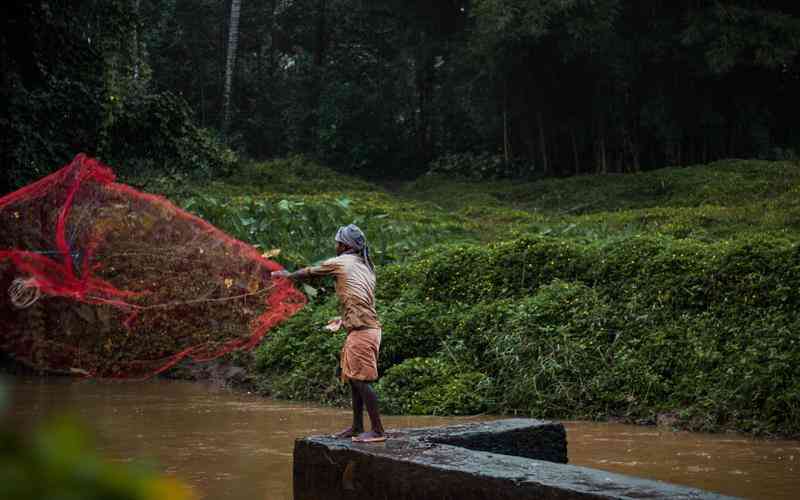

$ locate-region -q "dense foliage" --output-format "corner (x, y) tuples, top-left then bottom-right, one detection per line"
(195, 158), (800, 437)
(3, 1), (800, 191)
(153, 0), (800, 176)
(0, 0), (235, 193)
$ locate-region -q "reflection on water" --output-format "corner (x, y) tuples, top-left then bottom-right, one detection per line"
(5, 376), (799, 499)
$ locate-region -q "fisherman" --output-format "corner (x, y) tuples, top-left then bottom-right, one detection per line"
(271, 224), (386, 443)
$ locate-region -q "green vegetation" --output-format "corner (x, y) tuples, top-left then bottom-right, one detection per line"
(0, 402), (195, 500)
(134, 156), (476, 268)
(149, 156), (800, 438)
(0, 380), (194, 500)
(4, 2), (800, 194)
(3, 0), (799, 452)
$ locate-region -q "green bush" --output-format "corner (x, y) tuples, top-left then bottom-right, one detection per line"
(0, 417), (195, 500)
(377, 298), (453, 372)
(254, 297), (348, 404)
(376, 357), (493, 415)
(252, 230), (800, 434)
(428, 152), (532, 180)
(401, 234), (800, 317)
(449, 281), (617, 418)
(224, 156), (379, 195)
(103, 91), (237, 178)
(172, 189), (474, 269)
(238, 158), (800, 436)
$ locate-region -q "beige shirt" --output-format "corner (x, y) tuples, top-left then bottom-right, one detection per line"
(307, 253), (381, 331)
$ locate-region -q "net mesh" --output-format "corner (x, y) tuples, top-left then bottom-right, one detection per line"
(0, 154), (306, 378)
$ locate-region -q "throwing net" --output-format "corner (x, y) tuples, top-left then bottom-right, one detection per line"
(0, 154), (306, 378)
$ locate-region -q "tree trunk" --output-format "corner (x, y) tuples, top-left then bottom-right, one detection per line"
(702, 138), (708, 164)
(314, 0), (327, 66)
(537, 111), (548, 175)
(132, 0), (140, 80)
(571, 128), (579, 175)
(520, 118), (537, 169)
(415, 38), (434, 163)
(624, 126), (640, 172)
(268, 0), (277, 75)
(597, 128), (607, 175)
(201, 85), (206, 127)
(503, 79), (511, 165)
(222, 0), (242, 134)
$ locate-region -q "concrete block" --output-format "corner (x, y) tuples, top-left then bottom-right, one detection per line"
(293, 418), (737, 500)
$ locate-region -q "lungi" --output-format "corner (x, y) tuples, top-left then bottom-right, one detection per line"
(340, 328), (381, 382)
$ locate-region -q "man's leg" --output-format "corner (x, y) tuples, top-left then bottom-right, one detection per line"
(351, 380), (384, 440)
(336, 380), (364, 438)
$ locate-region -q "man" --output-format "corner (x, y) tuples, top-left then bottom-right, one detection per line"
(271, 224), (386, 443)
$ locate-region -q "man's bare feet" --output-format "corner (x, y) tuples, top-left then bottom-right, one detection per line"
(335, 427), (361, 439)
(352, 431), (386, 443)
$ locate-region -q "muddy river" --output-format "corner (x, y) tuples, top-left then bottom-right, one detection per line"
(5, 376), (798, 499)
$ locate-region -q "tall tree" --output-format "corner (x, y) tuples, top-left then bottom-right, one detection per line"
(222, 0), (243, 134)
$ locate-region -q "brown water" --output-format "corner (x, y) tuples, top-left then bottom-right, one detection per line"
(5, 376), (799, 499)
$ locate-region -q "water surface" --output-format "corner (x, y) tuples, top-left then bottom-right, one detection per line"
(6, 377), (798, 499)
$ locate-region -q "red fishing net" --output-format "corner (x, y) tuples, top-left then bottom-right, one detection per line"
(0, 154), (306, 378)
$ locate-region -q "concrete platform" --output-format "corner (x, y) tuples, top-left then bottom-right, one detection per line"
(293, 418), (737, 500)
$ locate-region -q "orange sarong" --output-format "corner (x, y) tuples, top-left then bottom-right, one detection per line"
(340, 328), (381, 382)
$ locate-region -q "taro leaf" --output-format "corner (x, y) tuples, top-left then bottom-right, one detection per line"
(336, 196), (352, 209)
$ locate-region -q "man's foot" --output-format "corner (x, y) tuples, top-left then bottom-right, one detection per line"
(352, 431), (386, 443)
(335, 427), (361, 439)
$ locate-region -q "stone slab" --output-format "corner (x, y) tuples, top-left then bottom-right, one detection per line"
(293, 418), (738, 500)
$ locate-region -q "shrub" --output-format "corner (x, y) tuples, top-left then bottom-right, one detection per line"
(103, 92), (237, 178)
(225, 156), (379, 195)
(174, 190), (474, 269)
(376, 357), (493, 415)
(254, 297), (348, 403)
(378, 298), (453, 372)
(0, 417), (195, 500)
(242, 159), (800, 436)
(428, 152), (531, 180)
(459, 281), (616, 418)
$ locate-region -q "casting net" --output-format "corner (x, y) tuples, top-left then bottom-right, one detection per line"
(0, 154), (306, 378)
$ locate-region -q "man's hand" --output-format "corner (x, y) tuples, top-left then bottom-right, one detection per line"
(324, 317), (343, 332)
(271, 270), (290, 279)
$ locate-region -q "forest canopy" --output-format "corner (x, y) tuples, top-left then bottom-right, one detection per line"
(2, 0), (799, 191)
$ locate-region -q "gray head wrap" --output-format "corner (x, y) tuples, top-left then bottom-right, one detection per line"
(335, 224), (374, 272)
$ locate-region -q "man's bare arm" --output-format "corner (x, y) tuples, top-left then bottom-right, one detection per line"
(271, 268), (311, 281)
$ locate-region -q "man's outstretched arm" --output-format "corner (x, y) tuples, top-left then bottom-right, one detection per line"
(271, 268), (311, 281)
(272, 257), (341, 282)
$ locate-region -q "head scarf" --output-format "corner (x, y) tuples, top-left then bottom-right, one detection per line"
(335, 224), (374, 272)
